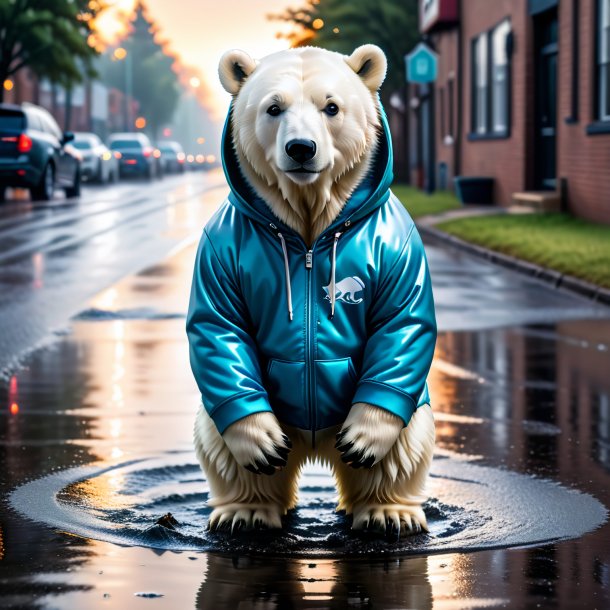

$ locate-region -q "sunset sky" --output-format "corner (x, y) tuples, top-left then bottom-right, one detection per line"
(98, 0), (297, 122)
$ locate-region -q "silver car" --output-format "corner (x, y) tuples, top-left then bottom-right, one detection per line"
(73, 132), (119, 184)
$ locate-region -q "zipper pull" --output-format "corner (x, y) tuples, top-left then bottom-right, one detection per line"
(305, 250), (313, 269)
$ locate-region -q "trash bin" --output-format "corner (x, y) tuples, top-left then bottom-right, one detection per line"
(454, 176), (494, 205)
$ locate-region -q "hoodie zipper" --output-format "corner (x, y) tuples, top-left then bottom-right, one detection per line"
(305, 248), (315, 448)
(272, 222), (352, 448)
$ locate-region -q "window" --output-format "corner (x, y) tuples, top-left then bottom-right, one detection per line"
(24, 109), (43, 132)
(470, 19), (512, 138)
(599, 0), (610, 121)
(492, 20), (511, 131)
(448, 77), (455, 137)
(439, 86), (446, 137)
(473, 34), (488, 134)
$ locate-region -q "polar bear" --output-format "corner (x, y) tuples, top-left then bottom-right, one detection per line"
(187, 45), (437, 538)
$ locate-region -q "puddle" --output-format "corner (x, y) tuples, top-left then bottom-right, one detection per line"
(10, 451), (607, 558)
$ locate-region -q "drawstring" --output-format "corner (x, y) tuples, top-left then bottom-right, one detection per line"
(329, 232), (342, 319)
(276, 229), (344, 322)
(277, 233), (293, 321)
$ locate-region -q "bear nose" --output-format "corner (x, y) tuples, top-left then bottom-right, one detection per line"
(285, 139), (317, 164)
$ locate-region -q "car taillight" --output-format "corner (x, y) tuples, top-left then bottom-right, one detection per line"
(114, 151), (122, 159)
(143, 147), (152, 158)
(177, 152), (185, 162)
(17, 133), (32, 153)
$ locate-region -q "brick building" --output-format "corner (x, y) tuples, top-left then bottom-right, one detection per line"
(410, 0), (610, 224)
(4, 68), (125, 139)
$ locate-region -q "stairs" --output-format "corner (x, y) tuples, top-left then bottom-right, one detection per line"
(511, 191), (561, 212)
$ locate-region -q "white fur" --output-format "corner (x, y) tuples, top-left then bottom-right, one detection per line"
(196, 46), (436, 537)
(338, 402), (405, 466)
(194, 403), (435, 534)
(222, 411), (286, 468)
(220, 46), (386, 245)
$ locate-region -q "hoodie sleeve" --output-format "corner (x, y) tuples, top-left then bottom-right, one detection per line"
(186, 229), (272, 434)
(352, 225), (437, 427)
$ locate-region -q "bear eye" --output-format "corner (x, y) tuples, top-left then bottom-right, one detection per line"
(267, 104), (282, 117)
(324, 102), (339, 116)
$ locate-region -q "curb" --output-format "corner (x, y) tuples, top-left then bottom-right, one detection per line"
(418, 224), (610, 307)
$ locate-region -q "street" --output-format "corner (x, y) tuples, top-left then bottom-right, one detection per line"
(0, 172), (226, 376)
(0, 173), (609, 608)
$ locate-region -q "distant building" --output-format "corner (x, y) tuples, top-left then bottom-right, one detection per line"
(3, 67), (132, 141)
(410, 0), (610, 224)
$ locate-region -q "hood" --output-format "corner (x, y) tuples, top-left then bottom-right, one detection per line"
(221, 100), (394, 238)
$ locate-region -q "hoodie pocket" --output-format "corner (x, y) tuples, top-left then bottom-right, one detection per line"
(266, 359), (307, 428)
(314, 357), (358, 428)
(266, 357), (358, 429)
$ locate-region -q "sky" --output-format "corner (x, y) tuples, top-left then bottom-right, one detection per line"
(98, 0), (297, 122)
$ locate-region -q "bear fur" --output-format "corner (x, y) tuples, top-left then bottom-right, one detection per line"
(193, 45), (435, 537)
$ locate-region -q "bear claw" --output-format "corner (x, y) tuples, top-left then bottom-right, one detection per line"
(209, 505), (283, 532)
(352, 504), (428, 539)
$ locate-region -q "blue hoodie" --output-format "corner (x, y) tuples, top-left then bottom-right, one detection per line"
(186, 106), (437, 436)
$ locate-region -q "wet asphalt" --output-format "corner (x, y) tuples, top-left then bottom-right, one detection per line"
(0, 174), (609, 609)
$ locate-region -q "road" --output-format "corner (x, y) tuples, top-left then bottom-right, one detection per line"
(0, 171), (226, 377)
(0, 174), (609, 609)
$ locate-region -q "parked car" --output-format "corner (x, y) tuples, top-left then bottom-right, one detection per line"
(107, 132), (160, 179)
(73, 132), (119, 183)
(156, 140), (186, 174)
(0, 102), (82, 201)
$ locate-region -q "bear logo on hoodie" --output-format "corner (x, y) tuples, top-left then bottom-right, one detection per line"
(323, 276), (365, 305)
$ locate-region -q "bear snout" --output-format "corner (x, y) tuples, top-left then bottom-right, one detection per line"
(285, 139), (317, 164)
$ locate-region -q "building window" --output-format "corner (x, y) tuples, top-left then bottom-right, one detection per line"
(599, 0), (610, 121)
(448, 77), (455, 137)
(470, 19), (512, 138)
(439, 86), (446, 137)
(492, 20), (511, 132)
(472, 34), (488, 134)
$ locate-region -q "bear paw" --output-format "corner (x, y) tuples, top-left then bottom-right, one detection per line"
(352, 503), (428, 539)
(222, 411), (292, 475)
(335, 402), (403, 468)
(208, 503), (283, 532)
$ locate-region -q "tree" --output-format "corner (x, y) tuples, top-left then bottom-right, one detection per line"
(270, 0), (420, 103)
(0, 0), (99, 103)
(100, 2), (180, 138)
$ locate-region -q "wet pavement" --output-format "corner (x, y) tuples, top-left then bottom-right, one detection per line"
(0, 171), (225, 376)
(1, 180), (610, 608)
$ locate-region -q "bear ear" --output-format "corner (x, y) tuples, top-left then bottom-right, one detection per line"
(345, 44), (387, 92)
(218, 49), (257, 95)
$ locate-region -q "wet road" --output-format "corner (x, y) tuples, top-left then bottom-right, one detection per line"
(0, 180), (610, 609)
(0, 172), (226, 377)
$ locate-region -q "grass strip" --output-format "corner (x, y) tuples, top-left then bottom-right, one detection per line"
(392, 184), (461, 219)
(436, 213), (610, 289)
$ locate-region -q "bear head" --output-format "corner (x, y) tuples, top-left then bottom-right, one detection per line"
(218, 45), (387, 244)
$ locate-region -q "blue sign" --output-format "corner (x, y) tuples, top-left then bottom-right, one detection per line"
(405, 43), (438, 83)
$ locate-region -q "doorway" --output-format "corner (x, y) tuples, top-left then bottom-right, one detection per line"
(534, 8), (558, 190)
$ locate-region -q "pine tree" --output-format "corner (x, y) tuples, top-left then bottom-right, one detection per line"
(100, 1), (180, 138)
